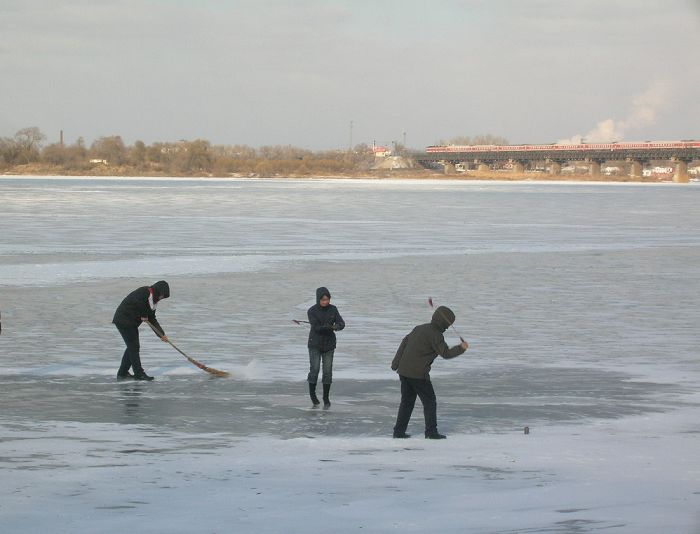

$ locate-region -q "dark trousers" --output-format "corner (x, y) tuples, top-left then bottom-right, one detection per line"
(307, 348), (334, 385)
(394, 375), (438, 435)
(116, 325), (144, 375)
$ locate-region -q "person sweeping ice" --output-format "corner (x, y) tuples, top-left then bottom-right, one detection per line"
(113, 280), (170, 381)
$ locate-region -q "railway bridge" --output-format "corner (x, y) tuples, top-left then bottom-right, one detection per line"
(413, 141), (700, 182)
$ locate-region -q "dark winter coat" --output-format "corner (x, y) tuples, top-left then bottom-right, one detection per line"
(112, 281), (170, 337)
(391, 306), (466, 379)
(307, 287), (345, 353)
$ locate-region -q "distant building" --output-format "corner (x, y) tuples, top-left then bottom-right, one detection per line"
(372, 145), (390, 158)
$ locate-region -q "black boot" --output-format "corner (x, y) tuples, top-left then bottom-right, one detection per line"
(425, 430), (446, 439)
(393, 432), (411, 439)
(117, 371), (134, 380)
(309, 383), (320, 406)
(134, 371), (154, 381)
(322, 383), (331, 409)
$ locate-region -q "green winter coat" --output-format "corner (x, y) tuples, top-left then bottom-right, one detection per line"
(391, 306), (466, 379)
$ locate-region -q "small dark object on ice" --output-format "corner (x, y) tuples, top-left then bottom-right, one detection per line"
(524, 426), (530, 435)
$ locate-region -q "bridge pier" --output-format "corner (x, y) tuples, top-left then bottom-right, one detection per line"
(629, 160), (643, 179)
(444, 163), (456, 175)
(512, 162), (524, 174)
(549, 162), (561, 175)
(589, 161), (601, 178)
(478, 163), (490, 172)
(673, 160), (689, 183)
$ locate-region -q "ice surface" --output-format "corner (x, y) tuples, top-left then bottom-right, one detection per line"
(1, 177), (699, 532)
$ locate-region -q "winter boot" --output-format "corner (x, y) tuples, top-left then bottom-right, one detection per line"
(322, 383), (331, 409)
(117, 371), (134, 380)
(309, 383), (320, 406)
(424, 430), (446, 439)
(393, 432), (411, 439)
(134, 371), (154, 381)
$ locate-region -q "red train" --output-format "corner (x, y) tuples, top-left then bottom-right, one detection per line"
(425, 141), (700, 153)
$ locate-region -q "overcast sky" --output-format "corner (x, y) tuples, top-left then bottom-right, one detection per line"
(2, 0), (699, 149)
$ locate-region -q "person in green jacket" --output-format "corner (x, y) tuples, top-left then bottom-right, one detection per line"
(391, 306), (468, 439)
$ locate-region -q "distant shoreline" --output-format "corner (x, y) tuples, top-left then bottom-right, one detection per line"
(0, 173), (691, 187)
(0, 165), (684, 184)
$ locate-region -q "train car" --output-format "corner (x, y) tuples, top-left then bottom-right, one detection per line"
(425, 141), (700, 153)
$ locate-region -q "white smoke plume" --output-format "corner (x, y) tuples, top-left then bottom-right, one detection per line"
(558, 81), (672, 144)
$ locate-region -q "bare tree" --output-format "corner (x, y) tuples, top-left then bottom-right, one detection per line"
(174, 140), (213, 173)
(90, 136), (127, 165)
(0, 137), (18, 166)
(42, 143), (67, 165)
(437, 134), (508, 146)
(472, 134), (508, 146)
(11, 127), (46, 163)
(43, 140), (88, 169)
(130, 140), (147, 166)
(15, 127), (46, 151)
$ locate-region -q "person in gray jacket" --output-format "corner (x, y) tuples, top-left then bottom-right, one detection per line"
(391, 306), (468, 439)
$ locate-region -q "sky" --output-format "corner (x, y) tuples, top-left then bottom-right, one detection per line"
(1, 0), (699, 149)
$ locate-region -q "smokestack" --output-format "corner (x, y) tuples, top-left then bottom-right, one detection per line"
(60, 130), (64, 148)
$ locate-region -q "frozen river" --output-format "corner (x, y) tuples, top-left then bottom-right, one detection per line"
(1, 176), (699, 533)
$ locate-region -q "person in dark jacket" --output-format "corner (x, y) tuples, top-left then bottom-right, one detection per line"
(112, 280), (170, 381)
(307, 287), (345, 408)
(391, 306), (468, 439)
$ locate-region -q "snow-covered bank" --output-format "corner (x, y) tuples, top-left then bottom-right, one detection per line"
(2, 174), (698, 186)
(2, 402), (699, 533)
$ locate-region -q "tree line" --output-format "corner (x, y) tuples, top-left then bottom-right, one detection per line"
(437, 134), (509, 146)
(0, 127), (508, 177)
(0, 127), (377, 176)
